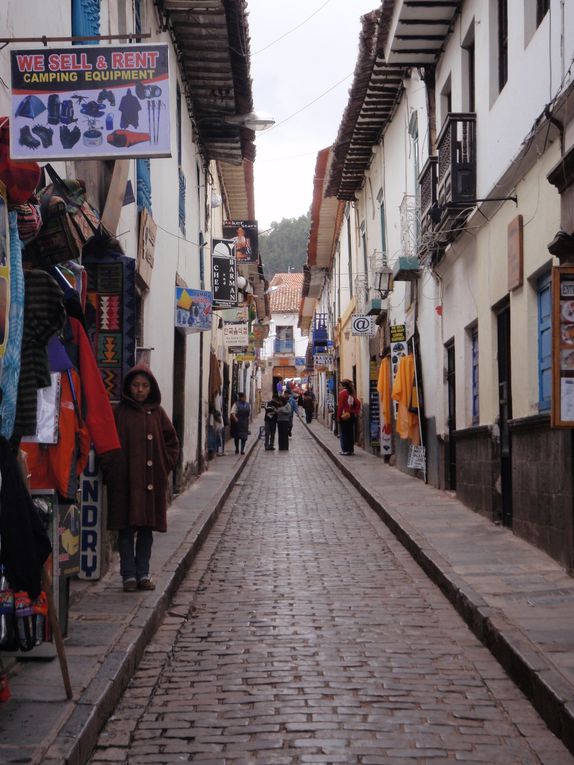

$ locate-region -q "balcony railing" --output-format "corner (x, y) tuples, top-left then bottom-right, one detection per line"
(274, 339), (294, 354)
(399, 194), (420, 259)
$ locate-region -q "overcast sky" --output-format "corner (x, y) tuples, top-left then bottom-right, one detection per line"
(246, 0), (379, 230)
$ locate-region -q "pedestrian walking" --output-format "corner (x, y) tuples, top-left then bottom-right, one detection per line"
(276, 395), (292, 451)
(337, 379), (361, 455)
(230, 391), (250, 454)
(101, 365), (180, 592)
(263, 394), (281, 450)
(302, 390), (315, 423)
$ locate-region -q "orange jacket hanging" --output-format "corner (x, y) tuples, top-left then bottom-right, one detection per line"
(391, 354), (420, 446)
(377, 356), (392, 430)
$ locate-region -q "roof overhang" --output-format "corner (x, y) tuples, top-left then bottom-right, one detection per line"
(156, 0), (255, 165)
(385, 0), (462, 66)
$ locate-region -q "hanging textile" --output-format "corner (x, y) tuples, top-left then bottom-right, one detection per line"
(0, 212), (24, 439)
(83, 248), (136, 401)
(209, 350), (222, 404)
(391, 354), (420, 446)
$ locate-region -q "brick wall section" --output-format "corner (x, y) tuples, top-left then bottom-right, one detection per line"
(455, 426), (496, 522)
(510, 415), (574, 571)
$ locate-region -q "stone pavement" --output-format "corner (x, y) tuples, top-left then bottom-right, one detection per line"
(0, 433), (261, 765)
(89, 417), (572, 764)
(303, 414), (574, 756)
(1, 409), (573, 763)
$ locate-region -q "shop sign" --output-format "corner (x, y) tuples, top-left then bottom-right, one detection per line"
(137, 208), (156, 288)
(212, 240), (238, 308)
(295, 357), (306, 366)
(390, 324), (407, 417)
(236, 353), (256, 362)
(407, 444), (426, 470)
(222, 219), (259, 264)
(552, 266), (574, 426)
(224, 322), (248, 346)
(10, 44), (171, 160)
(219, 306), (248, 323)
(79, 450), (102, 580)
(175, 288), (212, 333)
(313, 353), (331, 368)
(351, 314), (376, 336)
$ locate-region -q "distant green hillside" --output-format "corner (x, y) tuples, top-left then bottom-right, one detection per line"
(259, 213), (311, 279)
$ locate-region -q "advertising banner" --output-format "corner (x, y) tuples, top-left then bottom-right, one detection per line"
(223, 220), (258, 264)
(552, 266), (574, 427)
(175, 288), (212, 333)
(10, 44), (171, 160)
(369, 359), (380, 448)
(212, 239), (238, 308)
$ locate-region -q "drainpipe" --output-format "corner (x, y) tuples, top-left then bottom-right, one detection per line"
(420, 65), (437, 155)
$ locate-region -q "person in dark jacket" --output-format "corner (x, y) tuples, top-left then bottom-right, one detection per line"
(101, 365), (179, 592)
(302, 391), (315, 423)
(276, 394), (292, 451)
(230, 391), (250, 455)
(263, 394), (281, 450)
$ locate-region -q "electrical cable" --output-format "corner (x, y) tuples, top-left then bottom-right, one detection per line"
(251, 0), (333, 56)
(259, 72), (354, 135)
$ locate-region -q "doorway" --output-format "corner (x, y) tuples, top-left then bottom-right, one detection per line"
(497, 303), (513, 527)
(446, 341), (456, 489)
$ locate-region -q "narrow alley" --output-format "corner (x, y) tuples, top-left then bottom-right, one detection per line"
(88, 421), (573, 764)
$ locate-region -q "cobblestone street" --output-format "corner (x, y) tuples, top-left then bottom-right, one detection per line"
(89, 423), (573, 764)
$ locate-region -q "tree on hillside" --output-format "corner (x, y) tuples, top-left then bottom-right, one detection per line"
(259, 213), (311, 279)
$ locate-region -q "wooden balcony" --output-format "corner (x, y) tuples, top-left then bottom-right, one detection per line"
(417, 113), (476, 260)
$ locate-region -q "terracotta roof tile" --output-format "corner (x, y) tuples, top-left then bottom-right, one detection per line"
(269, 273), (304, 313)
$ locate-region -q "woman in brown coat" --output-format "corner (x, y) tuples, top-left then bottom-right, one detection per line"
(102, 365), (179, 592)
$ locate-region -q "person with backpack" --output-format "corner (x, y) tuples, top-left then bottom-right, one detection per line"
(276, 394), (293, 451)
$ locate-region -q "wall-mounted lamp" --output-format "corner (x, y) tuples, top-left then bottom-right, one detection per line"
(374, 265), (393, 298)
(224, 110), (275, 132)
(237, 275), (254, 295)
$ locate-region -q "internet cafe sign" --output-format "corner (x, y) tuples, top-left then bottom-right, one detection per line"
(10, 44), (170, 160)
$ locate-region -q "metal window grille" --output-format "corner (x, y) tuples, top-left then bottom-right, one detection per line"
(71, 0), (100, 42)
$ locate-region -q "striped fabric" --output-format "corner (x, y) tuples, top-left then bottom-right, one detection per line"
(13, 270), (66, 437)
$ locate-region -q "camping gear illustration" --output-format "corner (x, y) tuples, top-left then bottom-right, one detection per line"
(106, 129), (150, 148)
(60, 100), (76, 125)
(97, 89), (116, 107)
(80, 100), (105, 119)
(15, 95), (46, 119)
(71, 94), (89, 106)
(19, 125), (40, 149)
(60, 125), (81, 149)
(47, 94), (61, 125)
(119, 88), (141, 129)
(135, 82), (162, 100)
(31, 124), (53, 148)
(105, 113), (114, 131)
(146, 100), (164, 144)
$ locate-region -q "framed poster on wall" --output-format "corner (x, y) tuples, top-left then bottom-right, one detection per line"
(552, 265), (574, 427)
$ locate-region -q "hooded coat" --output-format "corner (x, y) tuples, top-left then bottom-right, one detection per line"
(104, 366), (179, 533)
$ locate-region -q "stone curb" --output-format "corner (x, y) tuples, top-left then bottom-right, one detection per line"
(304, 419), (574, 756)
(43, 434), (258, 765)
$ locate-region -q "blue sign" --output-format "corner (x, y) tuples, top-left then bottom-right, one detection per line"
(295, 357), (305, 366)
(175, 288), (212, 333)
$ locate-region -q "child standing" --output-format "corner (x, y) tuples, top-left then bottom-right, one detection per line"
(102, 365), (179, 592)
